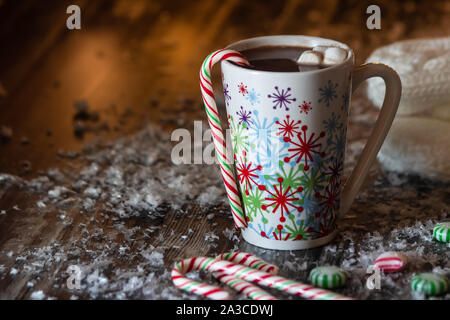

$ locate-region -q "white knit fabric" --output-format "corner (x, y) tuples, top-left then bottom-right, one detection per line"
(366, 37), (450, 181)
(366, 38), (450, 115)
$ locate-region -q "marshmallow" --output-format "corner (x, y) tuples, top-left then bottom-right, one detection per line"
(297, 50), (323, 65)
(312, 46), (328, 54)
(322, 47), (348, 65)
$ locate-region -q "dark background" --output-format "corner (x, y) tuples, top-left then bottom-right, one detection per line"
(0, 0), (449, 174)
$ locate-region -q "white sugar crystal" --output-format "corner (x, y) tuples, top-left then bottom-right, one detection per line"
(84, 187), (101, 199)
(48, 186), (69, 198)
(30, 290), (45, 300)
(204, 231), (219, 242)
(142, 250), (164, 267)
(37, 201), (46, 208)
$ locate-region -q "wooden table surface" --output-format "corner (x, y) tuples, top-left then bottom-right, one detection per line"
(0, 0), (449, 300)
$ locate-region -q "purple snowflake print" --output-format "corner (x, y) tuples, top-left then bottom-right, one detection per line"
(267, 86), (296, 111)
(223, 83), (231, 106)
(236, 106), (252, 128)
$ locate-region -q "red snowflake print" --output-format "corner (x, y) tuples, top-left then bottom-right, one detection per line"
(315, 181), (340, 219)
(273, 224), (290, 241)
(260, 231), (270, 239)
(324, 158), (343, 186)
(258, 177), (303, 223)
(299, 101), (312, 114)
(236, 151), (262, 195)
(275, 115), (301, 139)
(238, 82), (248, 96)
(283, 125), (326, 171)
(307, 220), (335, 238)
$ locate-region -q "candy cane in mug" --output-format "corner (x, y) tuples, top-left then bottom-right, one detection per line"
(200, 50), (249, 229)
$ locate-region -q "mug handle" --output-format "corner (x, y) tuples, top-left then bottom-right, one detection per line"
(200, 49), (250, 229)
(339, 63), (402, 216)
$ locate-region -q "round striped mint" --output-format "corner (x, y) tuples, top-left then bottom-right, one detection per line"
(309, 266), (347, 289)
(433, 222), (450, 243)
(411, 273), (449, 296)
(374, 251), (407, 272)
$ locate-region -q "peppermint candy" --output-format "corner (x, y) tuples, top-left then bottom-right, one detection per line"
(374, 251), (408, 272)
(309, 266), (347, 289)
(172, 253), (354, 300)
(411, 273), (449, 296)
(433, 222), (450, 243)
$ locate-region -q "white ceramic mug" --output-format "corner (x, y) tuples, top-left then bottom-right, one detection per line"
(207, 35), (401, 250)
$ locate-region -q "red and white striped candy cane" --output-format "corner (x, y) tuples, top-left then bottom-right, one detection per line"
(200, 49), (249, 229)
(171, 253), (354, 300)
(213, 252), (278, 300)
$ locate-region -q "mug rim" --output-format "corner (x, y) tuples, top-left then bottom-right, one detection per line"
(223, 35), (355, 76)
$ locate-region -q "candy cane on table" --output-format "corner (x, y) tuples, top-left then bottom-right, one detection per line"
(212, 252), (279, 300)
(171, 252), (354, 300)
(200, 50), (250, 229)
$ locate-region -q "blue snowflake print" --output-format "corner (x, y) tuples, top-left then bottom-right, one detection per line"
(298, 195), (321, 228)
(256, 171), (277, 188)
(245, 88), (261, 106)
(322, 112), (343, 137)
(318, 80), (338, 107)
(257, 139), (289, 175)
(267, 86), (296, 110)
(248, 110), (279, 152)
(327, 127), (346, 160)
(223, 83), (231, 106)
(248, 222), (275, 239)
(236, 106), (252, 128)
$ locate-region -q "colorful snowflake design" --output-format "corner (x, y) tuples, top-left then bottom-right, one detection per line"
(284, 215), (311, 241)
(248, 110), (286, 172)
(323, 157), (343, 186)
(259, 177), (303, 223)
(275, 160), (304, 190)
(275, 115), (301, 139)
(248, 222), (274, 240)
(238, 82), (248, 96)
(222, 80), (348, 242)
(267, 86), (296, 111)
(322, 112), (342, 137)
(318, 80), (338, 107)
(228, 115), (252, 155)
(223, 83), (231, 106)
(327, 126), (346, 161)
(245, 88), (261, 106)
(299, 164), (326, 199)
(273, 224), (290, 241)
(299, 101), (312, 115)
(236, 106), (252, 128)
(236, 151), (262, 196)
(243, 187), (269, 224)
(283, 125), (326, 171)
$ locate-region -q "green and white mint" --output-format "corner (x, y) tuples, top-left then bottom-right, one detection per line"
(411, 273), (449, 296)
(309, 266), (347, 289)
(433, 222), (450, 243)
